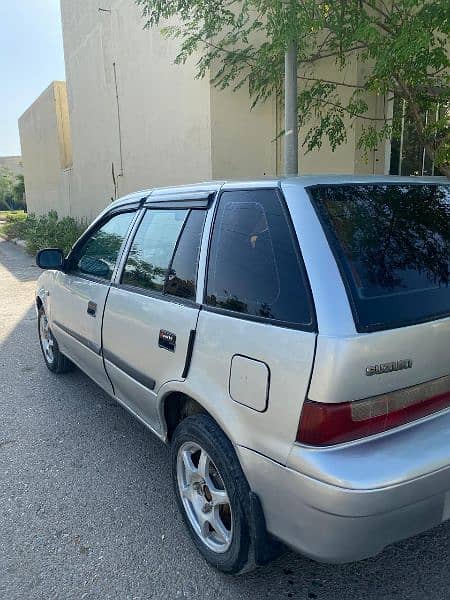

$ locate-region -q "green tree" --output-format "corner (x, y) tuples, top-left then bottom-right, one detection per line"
(0, 169), (26, 210)
(12, 174), (26, 210)
(135, 0), (449, 175)
(0, 168), (15, 210)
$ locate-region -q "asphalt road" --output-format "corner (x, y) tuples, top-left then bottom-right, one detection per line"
(0, 237), (449, 600)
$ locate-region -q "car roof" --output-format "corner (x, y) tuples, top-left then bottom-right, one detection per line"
(109, 175), (449, 209)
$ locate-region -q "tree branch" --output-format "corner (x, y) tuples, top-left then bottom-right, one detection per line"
(361, 0), (390, 21)
(360, 0), (392, 33)
(298, 44), (367, 65)
(314, 98), (393, 122)
(298, 75), (367, 90)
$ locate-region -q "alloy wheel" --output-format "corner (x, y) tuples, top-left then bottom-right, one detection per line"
(39, 313), (55, 365)
(177, 441), (233, 553)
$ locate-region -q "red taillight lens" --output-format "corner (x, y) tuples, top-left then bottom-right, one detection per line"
(297, 375), (450, 446)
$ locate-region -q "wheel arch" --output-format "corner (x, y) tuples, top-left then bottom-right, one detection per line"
(162, 391), (209, 442)
(159, 385), (232, 446)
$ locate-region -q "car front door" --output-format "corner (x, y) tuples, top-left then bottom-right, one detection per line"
(50, 208), (137, 391)
(102, 199), (207, 433)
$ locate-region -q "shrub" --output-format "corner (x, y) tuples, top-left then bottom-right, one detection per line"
(0, 211), (87, 255)
(0, 212), (29, 240)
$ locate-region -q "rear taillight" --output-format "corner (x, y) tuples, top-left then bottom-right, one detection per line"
(297, 375), (450, 446)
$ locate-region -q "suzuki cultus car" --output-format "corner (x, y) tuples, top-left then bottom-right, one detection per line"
(36, 176), (450, 573)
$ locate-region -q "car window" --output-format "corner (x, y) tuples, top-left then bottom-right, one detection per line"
(71, 211), (135, 281)
(121, 209), (188, 292)
(165, 210), (206, 301)
(206, 189), (313, 326)
(309, 183), (450, 331)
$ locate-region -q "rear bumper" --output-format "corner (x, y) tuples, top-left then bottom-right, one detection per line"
(237, 413), (450, 563)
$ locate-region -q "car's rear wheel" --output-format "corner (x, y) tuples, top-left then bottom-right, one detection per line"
(38, 306), (73, 374)
(171, 414), (256, 574)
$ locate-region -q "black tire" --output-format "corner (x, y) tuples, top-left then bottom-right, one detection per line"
(171, 414), (256, 574)
(38, 306), (73, 374)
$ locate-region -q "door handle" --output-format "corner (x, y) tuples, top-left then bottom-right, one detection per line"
(87, 301), (97, 317)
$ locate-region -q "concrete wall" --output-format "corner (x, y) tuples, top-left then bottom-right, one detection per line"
(210, 85), (278, 180)
(18, 82), (72, 216)
(209, 52), (387, 179)
(60, 0), (212, 220)
(297, 55), (360, 175)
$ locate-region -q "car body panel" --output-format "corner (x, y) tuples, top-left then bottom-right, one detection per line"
(102, 286), (200, 433)
(237, 444), (450, 563)
(50, 273), (113, 391)
(308, 317), (450, 404)
(192, 309), (316, 465)
(281, 181), (356, 337)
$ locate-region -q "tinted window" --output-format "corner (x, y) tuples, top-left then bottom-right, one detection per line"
(122, 209), (187, 292)
(206, 189), (313, 326)
(310, 184), (450, 331)
(165, 210), (205, 301)
(72, 211), (135, 281)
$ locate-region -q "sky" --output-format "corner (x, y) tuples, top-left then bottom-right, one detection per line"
(0, 1), (66, 156)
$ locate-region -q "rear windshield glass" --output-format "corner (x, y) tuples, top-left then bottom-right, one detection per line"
(309, 183), (450, 332)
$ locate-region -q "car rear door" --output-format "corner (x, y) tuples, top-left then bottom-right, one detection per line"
(50, 207), (138, 391)
(101, 193), (209, 433)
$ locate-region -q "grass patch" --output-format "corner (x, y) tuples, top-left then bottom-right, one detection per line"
(0, 210), (25, 220)
(0, 210), (87, 255)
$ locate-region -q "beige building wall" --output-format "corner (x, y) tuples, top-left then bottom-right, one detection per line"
(298, 55), (360, 175)
(210, 85), (278, 180)
(60, 0), (213, 220)
(354, 59), (390, 175)
(18, 82), (72, 216)
(209, 52), (387, 179)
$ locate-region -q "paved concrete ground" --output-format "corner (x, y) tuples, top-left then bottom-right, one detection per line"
(0, 237), (449, 600)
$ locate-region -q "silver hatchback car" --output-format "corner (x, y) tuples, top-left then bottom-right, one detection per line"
(36, 176), (450, 574)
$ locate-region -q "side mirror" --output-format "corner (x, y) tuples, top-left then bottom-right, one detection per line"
(36, 248), (65, 271)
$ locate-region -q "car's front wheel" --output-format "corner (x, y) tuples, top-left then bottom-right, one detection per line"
(38, 306), (73, 374)
(171, 414), (256, 574)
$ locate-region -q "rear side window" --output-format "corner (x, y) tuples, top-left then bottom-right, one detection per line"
(206, 189), (314, 328)
(309, 184), (450, 331)
(165, 210), (205, 301)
